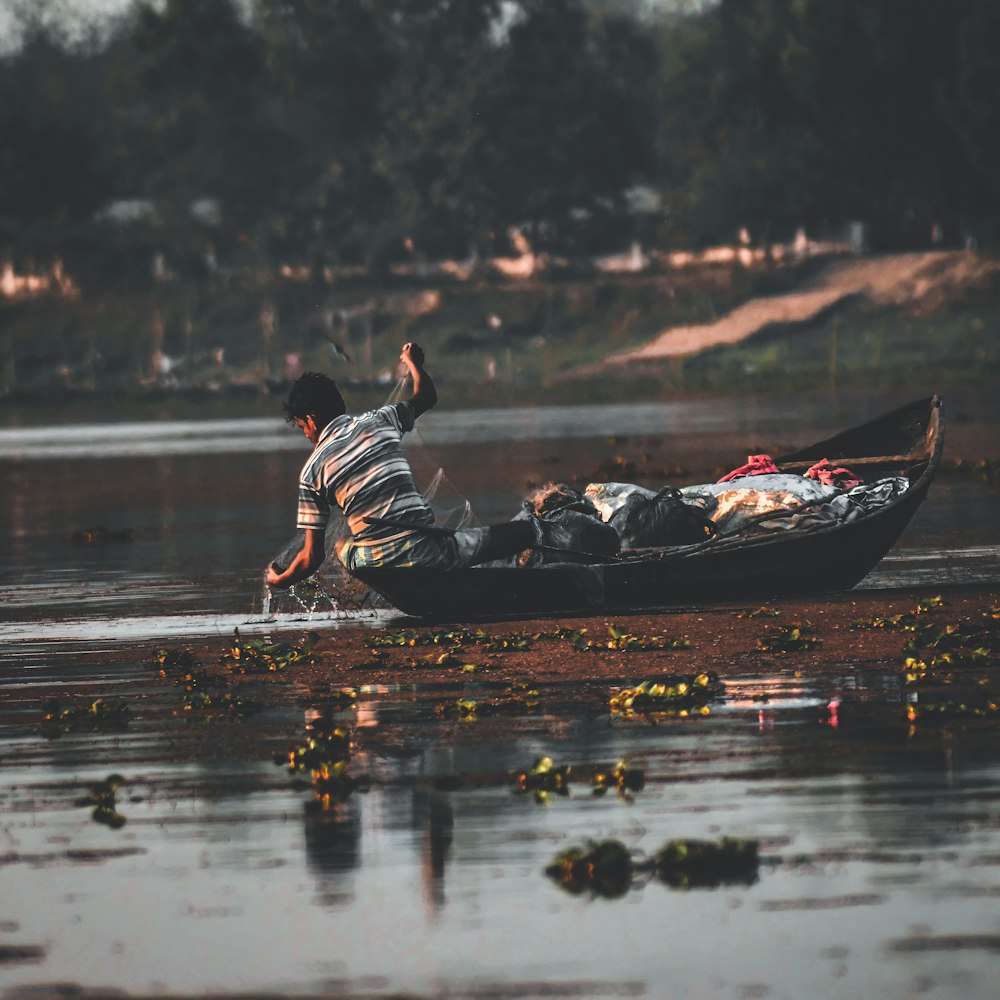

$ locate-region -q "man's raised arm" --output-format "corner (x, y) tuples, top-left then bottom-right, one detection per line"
(400, 342), (437, 418)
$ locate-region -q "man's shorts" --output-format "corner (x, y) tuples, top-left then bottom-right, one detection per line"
(338, 526), (491, 572)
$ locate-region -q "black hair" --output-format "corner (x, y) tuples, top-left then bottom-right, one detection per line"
(283, 371), (346, 427)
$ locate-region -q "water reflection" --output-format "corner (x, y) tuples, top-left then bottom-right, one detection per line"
(3, 669), (1000, 998)
(303, 799), (361, 907)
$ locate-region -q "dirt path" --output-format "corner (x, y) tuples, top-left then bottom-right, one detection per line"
(605, 250), (998, 364)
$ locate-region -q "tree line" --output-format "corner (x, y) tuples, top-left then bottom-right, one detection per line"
(1, 0), (997, 293)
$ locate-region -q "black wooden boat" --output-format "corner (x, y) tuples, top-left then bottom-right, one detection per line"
(354, 395), (944, 618)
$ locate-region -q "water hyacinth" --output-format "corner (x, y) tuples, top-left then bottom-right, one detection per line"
(514, 756), (571, 802)
(901, 602), (999, 725)
(565, 625), (690, 652)
(610, 672), (722, 716)
(76, 774), (127, 829)
(651, 837), (760, 889)
(546, 839), (635, 899)
(591, 761), (645, 798)
(222, 629), (320, 673)
(755, 623), (820, 652)
(41, 697), (130, 737)
(546, 836), (760, 897)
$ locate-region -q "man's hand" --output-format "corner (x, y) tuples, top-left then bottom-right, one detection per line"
(400, 341), (425, 369)
(265, 530), (325, 589)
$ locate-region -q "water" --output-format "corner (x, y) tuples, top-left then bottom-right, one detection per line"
(2, 396), (998, 641)
(0, 395), (892, 460)
(2, 671), (999, 998)
(1, 396), (998, 997)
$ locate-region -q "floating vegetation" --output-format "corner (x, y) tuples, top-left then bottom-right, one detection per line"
(514, 756), (571, 802)
(372, 628), (532, 651)
(152, 646), (202, 676)
(222, 629), (320, 674)
(406, 649), (479, 672)
(41, 697), (130, 738)
(592, 761), (645, 798)
(545, 836), (760, 898)
(309, 687), (358, 711)
(565, 625), (690, 652)
(76, 774), (127, 829)
(756, 623), (820, 652)
(545, 839), (635, 898)
(733, 606), (781, 619)
(610, 672), (721, 716)
(436, 683), (544, 720)
(905, 698), (999, 723)
(852, 595), (946, 631)
(282, 727), (351, 774)
(903, 618), (998, 656)
(435, 697), (480, 720)
(650, 837), (760, 890)
(182, 682), (260, 718)
(901, 606), (999, 725)
(278, 721), (365, 805)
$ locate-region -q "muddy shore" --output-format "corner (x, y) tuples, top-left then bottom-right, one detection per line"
(24, 584), (996, 712)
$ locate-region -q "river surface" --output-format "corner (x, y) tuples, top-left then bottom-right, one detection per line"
(1, 397), (999, 999)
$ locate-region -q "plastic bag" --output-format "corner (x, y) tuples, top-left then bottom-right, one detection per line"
(609, 486), (715, 548)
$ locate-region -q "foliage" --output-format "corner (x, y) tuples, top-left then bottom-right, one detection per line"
(610, 672), (721, 716)
(279, 717), (366, 805)
(514, 755), (572, 802)
(546, 838), (635, 898)
(436, 682), (544, 720)
(40, 696), (130, 737)
(560, 625), (690, 651)
(657, 0), (1000, 246)
(650, 836), (760, 889)
(152, 646), (202, 675)
(898, 603), (999, 725)
(851, 595), (946, 631)
(76, 774), (128, 829)
(371, 627), (534, 651)
(546, 834), (760, 897)
(755, 623), (820, 652)
(181, 677), (261, 718)
(3, 0), (996, 289)
(221, 629), (320, 673)
(591, 760), (646, 798)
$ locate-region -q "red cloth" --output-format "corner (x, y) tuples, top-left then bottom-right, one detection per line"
(804, 458), (862, 490)
(717, 454), (779, 483)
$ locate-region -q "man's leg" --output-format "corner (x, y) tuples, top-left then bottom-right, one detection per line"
(471, 521), (535, 564)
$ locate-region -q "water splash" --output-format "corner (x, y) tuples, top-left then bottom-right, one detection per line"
(288, 578), (339, 617)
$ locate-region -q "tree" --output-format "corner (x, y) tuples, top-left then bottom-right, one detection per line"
(123, 0), (283, 236)
(475, 0), (660, 253)
(252, 0), (399, 268)
(0, 28), (115, 255)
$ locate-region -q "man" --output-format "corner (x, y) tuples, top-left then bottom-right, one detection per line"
(266, 342), (543, 589)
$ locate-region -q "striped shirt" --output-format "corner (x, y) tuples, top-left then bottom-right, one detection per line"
(296, 403), (434, 549)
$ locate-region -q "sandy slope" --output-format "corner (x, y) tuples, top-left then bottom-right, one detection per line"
(605, 250), (999, 364)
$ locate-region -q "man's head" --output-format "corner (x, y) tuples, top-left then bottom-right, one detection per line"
(283, 372), (346, 442)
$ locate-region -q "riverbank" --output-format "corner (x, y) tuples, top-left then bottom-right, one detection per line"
(3, 251), (999, 426)
(10, 583), (995, 719)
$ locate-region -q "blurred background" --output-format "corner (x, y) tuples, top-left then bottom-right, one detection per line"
(1, 0), (998, 419)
